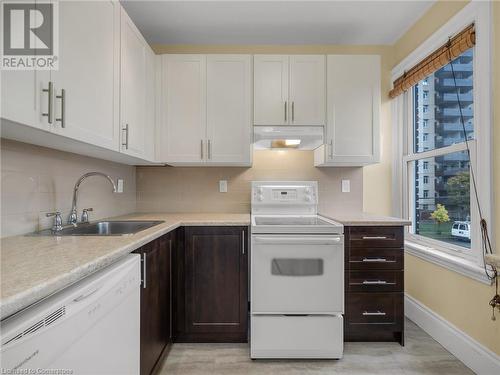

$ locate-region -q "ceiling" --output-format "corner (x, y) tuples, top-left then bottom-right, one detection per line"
(120, 0), (435, 46)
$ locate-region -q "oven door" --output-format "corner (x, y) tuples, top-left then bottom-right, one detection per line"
(251, 234), (344, 314)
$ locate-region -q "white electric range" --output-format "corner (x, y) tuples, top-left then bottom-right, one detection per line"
(250, 181), (344, 359)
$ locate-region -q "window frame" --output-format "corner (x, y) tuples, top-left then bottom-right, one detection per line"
(391, 1), (493, 284)
(403, 86), (478, 261)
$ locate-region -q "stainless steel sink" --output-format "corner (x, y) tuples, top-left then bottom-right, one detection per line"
(34, 220), (165, 236)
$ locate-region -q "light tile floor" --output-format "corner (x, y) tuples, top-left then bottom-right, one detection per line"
(159, 319), (473, 374)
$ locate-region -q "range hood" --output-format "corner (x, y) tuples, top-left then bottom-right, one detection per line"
(253, 126), (324, 150)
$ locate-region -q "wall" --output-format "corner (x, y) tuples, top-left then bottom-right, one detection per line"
(137, 150), (362, 214)
(151, 44), (394, 216)
(393, 0), (500, 355)
(0, 139), (136, 237)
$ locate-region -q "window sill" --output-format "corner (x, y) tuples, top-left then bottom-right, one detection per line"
(405, 240), (492, 285)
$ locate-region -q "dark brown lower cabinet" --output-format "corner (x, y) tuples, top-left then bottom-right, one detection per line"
(134, 231), (175, 375)
(174, 226), (248, 342)
(344, 226), (405, 345)
(134, 225), (249, 374)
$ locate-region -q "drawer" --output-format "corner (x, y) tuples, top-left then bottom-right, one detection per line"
(349, 247), (403, 270)
(251, 315), (343, 359)
(346, 293), (403, 326)
(349, 227), (403, 248)
(347, 270), (403, 292)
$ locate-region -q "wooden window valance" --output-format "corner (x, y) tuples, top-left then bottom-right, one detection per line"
(389, 24), (475, 99)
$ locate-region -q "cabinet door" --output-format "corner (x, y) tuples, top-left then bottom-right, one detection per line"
(50, 1), (120, 150)
(120, 8), (148, 158)
(206, 55), (252, 165)
(325, 55), (380, 166)
(1, 7), (51, 131)
(289, 55), (325, 125)
(143, 48), (156, 161)
(184, 226), (248, 342)
(254, 55), (289, 125)
(160, 55), (207, 163)
(135, 235), (171, 375)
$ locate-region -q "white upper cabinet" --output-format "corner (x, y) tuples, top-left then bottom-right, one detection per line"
(159, 54), (252, 166)
(120, 7), (154, 160)
(289, 55), (325, 125)
(160, 55), (207, 163)
(254, 55), (325, 126)
(51, 0), (120, 150)
(206, 55), (252, 165)
(144, 48), (157, 162)
(1, 2), (157, 165)
(254, 55), (289, 125)
(314, 55), (381, 167)
(1, 7), (51, 131)
(1, 69), (51, 131)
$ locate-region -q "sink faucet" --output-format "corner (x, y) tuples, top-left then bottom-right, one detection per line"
(69, 172), (117, 226)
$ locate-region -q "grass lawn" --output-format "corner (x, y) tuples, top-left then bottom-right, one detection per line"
(416, 221), (471, 248)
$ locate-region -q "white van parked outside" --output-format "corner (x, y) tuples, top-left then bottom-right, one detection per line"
(451, 221), (471, 241)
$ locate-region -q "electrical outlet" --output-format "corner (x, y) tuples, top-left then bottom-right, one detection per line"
(219, 180), (228, 193)
(341, 179), (350, 193)
(117, 178), (124, 193)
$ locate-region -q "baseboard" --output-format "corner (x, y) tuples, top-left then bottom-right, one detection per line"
(405, 293), (500, 375)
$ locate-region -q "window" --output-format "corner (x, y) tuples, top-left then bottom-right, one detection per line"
(392, 2), (493, 283)
(423, 90), (429, 99)
(405, 49), (475, 255)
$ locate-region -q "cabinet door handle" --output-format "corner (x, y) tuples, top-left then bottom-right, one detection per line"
(42, 81), (53, 124)
(284, 101), (287, 122)
(329, 139), (333, 158)
(363, 311), (386, 316)
(122, 124), (129, 149)
(208, 139), (211, 160)
(55, 89), (65, 128)
(362, 257), (388, 262)
(292, 101), (295, 122)
(141, 253), (147, 289)
(242, 230), (245, 255)
(200, 139), (204, 160)
(362, 236), (388, 240)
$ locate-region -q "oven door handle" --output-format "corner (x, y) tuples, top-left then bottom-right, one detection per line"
(253, 236), (342, 245)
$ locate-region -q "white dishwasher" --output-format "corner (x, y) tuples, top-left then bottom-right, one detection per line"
(1, 254), (141, 375)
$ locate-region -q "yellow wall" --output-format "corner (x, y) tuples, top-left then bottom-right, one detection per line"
(393, 0), (500, 355)
(152, 44), (394, 216)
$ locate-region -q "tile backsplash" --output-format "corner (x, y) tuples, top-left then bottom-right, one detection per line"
(137, 150), (363, 214)
(1, 139), (136, 237)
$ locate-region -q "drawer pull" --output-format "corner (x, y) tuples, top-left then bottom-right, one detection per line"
(362, 236), (388, 240)
(362, 311), (386, 316)
(362, 257), (389, 262)
(362, 280), (387, 285)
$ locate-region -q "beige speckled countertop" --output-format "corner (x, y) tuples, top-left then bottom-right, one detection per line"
(0, 213), (250, 320)
(320, 212), (411, 226)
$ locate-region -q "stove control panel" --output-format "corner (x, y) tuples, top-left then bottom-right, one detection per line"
(251, 181), (318, 214)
